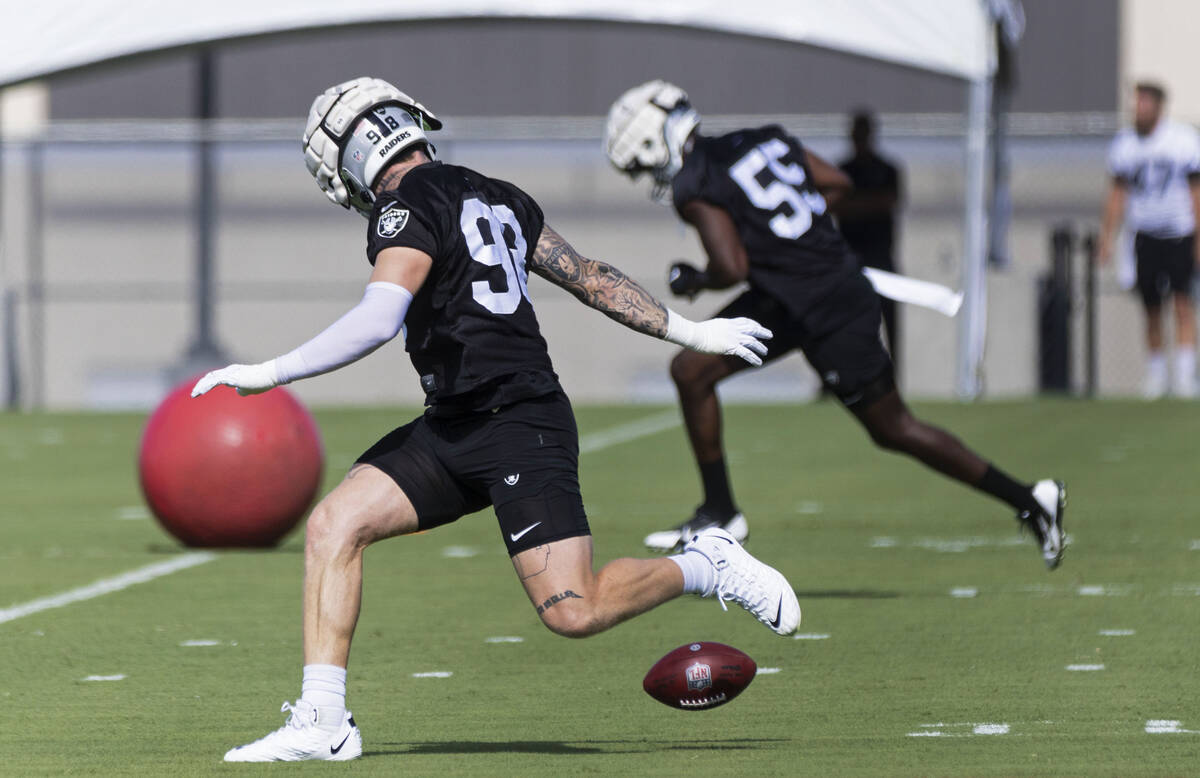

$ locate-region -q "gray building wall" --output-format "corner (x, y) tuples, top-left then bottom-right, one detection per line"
(9, 3), (1139, 409)
(49, 2), (1118, 120)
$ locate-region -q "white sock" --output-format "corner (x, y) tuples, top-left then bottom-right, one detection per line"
(1175, 347), (1195, 382)
(301, 664), (347, 726)
(1148, 351), (1167, 378)
(669, 550), (716, 596)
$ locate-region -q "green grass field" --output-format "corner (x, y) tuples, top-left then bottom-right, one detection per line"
(2, 399), (1199, 776)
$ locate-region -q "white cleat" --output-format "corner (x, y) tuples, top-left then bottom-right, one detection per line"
(1022, 479), (1067, 570)
(683, 527), (801, 635)
(643, 510), (749, 553)
(223, 701), (362, 762)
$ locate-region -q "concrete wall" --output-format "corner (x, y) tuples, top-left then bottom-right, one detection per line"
(1, 5), (1160, 409)
(0, 130), (1143, 410)
(1121, 0), (1200, 123)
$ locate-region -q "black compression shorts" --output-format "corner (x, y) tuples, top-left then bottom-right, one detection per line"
(1135, 232), (1195, 308)
(356, 391), (590, 556)
(716, 273), (894, 408)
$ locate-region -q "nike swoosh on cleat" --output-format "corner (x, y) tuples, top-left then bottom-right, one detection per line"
(509, 522), (542, 543)
(769, 597), (784, 629)
(330, 731), (351, 755)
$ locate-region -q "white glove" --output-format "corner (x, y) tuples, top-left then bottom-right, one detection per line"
(663, 310), (772, 366)
(191, 361), (281, 398)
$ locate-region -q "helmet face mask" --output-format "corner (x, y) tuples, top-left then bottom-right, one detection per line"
(604, 80), (699, 204)
(303, 77), (442, 217)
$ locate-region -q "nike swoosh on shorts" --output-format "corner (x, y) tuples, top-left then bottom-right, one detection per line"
(510, 522), (542, 542)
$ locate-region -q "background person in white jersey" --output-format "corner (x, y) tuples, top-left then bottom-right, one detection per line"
(1099, 81), (1200, 398)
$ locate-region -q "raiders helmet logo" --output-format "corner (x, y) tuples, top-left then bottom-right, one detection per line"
(377, 208), (410, 238)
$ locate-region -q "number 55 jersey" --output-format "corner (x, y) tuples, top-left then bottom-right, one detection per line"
(671, 126), (858, 322)
(366, 161), (560, 415)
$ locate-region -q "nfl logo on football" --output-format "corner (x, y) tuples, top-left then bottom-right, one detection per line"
(685, 662), (712, 691)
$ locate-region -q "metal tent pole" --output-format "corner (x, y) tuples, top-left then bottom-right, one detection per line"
(27, 141), (44, 408)
(0, 95), (15, 410)
(956, 74), (993, 400)
(181, 47), (226, 372)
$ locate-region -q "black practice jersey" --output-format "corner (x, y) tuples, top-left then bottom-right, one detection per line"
(672, 126), (858, 320)
(366, 161), (559, 415)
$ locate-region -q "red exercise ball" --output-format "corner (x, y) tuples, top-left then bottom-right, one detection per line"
(138, 376), (324, 547)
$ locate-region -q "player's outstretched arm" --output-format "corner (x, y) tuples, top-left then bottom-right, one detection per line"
(191, 247), (431, 397)
(530, 224), (771, 365)
(530, 223), (669, 336)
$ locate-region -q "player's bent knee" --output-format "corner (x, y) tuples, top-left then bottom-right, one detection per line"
(669, 353), (699, 386)
(670, 352), (723, 389)
(305, 501), (374, 558)
(868, 420), (908, 452)
(538, 605), (601, 639)
(304, 504), (342, 558)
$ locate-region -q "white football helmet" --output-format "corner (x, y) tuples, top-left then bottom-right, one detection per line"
(604, 80), (700, 202)
(302, 77), (442, 217)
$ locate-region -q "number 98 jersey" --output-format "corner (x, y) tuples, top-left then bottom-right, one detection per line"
(367, 161), (560, 415)
(672, 125), (856, 317)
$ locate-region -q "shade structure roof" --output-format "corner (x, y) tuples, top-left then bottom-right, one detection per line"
(0, 0), (995, 88)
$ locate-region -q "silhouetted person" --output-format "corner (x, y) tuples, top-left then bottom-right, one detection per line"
(838, 111), (902, 373)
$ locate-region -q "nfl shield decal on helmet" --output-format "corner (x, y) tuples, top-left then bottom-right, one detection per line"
(377, 208), (410, 238)
(685, 662), (713, 691)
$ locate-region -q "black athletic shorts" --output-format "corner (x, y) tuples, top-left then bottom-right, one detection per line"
(716, 273), (894, 408)
(1135, 232), (1195, 308)
(356, 391), (590, 556)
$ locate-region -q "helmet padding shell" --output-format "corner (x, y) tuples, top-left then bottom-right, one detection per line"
(303, 77), (441, 217)
(604, 80), (699, 202)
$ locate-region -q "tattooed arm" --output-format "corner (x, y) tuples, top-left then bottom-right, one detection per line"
(529, 223), (772, 365)
(529, 223), (669, 337)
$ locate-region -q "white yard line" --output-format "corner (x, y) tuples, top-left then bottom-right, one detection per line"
(578, 410), (680, 454)
(0, 552), (216, 626)
(1146, 720), (1198, 734)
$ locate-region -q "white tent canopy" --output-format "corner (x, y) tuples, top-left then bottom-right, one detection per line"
(1, 1), (994, 87)
(0, 0), (1004, 399)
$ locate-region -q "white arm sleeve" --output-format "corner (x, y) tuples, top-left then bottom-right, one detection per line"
(273, 281), (413, 384)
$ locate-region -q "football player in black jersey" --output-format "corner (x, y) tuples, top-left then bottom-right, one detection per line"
(191, 77), (800, 763)
(605, 81), (1066, 566)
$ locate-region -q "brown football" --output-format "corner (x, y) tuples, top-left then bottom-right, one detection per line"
(642, 641), (757, 710)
